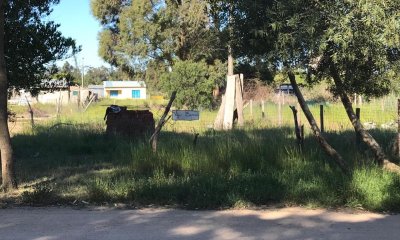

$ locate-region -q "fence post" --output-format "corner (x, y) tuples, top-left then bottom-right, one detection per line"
(354, 93), (357, 105)
(320, 105), (324, 133)
(398, 99), (400, 157)
(356, 108), (361, 146)
(261, 100), (265, 119)
(250, 99), (253, 119)
(278, 93), (282, 126)
(301, 124), (304, 150)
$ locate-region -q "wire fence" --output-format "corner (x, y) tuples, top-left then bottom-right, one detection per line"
(150, 94), (400, 134)
(9, 94), (400, 135)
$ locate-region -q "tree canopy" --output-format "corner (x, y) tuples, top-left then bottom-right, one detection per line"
(5, 0), (79, 92)
(91, 0), (223, 74)
(268, 0), (400, 97)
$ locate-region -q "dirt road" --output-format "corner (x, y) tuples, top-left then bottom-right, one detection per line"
(0, 207), (398, 240)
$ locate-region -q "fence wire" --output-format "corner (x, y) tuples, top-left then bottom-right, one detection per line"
(150, 95), (400, 134)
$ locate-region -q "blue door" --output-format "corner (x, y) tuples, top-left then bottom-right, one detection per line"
(132, 90), (141, 99)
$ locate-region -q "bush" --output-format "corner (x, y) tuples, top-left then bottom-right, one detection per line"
(160, 60), (225, 109)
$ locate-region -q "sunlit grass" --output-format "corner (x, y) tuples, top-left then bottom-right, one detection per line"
(3, 95), (400, 211)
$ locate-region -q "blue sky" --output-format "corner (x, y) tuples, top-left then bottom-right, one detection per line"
(49, 0), (107, 68)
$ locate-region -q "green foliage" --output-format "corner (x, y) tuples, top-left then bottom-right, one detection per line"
(5, 0), (79, 91)
(268, 0), (400, 97)
(91, 0), (223, 77)
(52, 62), (78, 87)
(160, 60), (222, 109)
(85, 66), (111, 86)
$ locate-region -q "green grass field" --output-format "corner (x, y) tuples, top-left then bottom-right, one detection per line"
(3, 95), (400, 212)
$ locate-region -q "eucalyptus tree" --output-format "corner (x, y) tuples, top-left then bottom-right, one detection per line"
(92, 0), (230, 106)
(91, 0), (222, 73)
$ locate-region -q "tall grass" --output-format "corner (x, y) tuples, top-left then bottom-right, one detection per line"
(4, 96), (400, 211)
(8, 122), (400, 212)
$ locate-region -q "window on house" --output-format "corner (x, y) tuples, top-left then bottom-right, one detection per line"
(110, 90), (119, 97)
(132, 90), (140, 99)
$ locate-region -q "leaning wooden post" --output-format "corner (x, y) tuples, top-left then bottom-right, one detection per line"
(261, 100), (265, 119)
(320, 105), (324, 133)
(288, 72), (349, 174)
(356, 107), (361, 146)
(25, 95), (34, 130)
(250, 99), (253, 119)
(150, 91), (177, 153)
(397, 99), (400, 157)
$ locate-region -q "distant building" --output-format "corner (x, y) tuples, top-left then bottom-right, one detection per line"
(103, 81), (147, 99)
(276, 83), (294, 95)
(88, 85), (105, 98)
(8, 87), (90, 106)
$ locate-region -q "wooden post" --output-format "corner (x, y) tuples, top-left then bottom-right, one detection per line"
(25, 95), (34, 130)
(301, 124), (305, 149)
(320, 105), (324, 133)
(356, 108), (361, 120)
(289, 106), (303, 151)
(354, 94), (357, 105)
(223, 75), (236, 130)
(398, 99), (400, 157)
(261, 100), (265, 119)
(250, 99), (253, 119)
(356, 108), (361, 146)
(78, 86), (81, 108)
(235, 75), (244, 127)
(150, 91), (177, 153)
(278, 93), (282, 126)
(297, 102), (301, 126)
(193, 133), (200, 147)
(83, 95), (95, 112)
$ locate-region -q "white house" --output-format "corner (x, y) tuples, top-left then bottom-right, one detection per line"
(88, 85), (105, 98)
(103, 81), (147, 99)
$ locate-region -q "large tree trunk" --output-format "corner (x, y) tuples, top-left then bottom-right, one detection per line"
(329, 62), (399, 171)
(288, 72), (349, 174)
(0, 1), (17, 190)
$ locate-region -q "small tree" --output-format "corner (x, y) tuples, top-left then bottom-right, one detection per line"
(160, 60), (225, 109)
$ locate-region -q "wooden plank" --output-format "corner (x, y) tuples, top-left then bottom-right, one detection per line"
(223, 75), (236, 130)
(235, 75), (244, 127)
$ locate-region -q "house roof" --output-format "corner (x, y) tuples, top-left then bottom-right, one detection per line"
(88, 85), (104, 89)
(103, 81), (146, 88)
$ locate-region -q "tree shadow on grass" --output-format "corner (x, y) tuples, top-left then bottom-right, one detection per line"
(6, 125), (400, 212)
